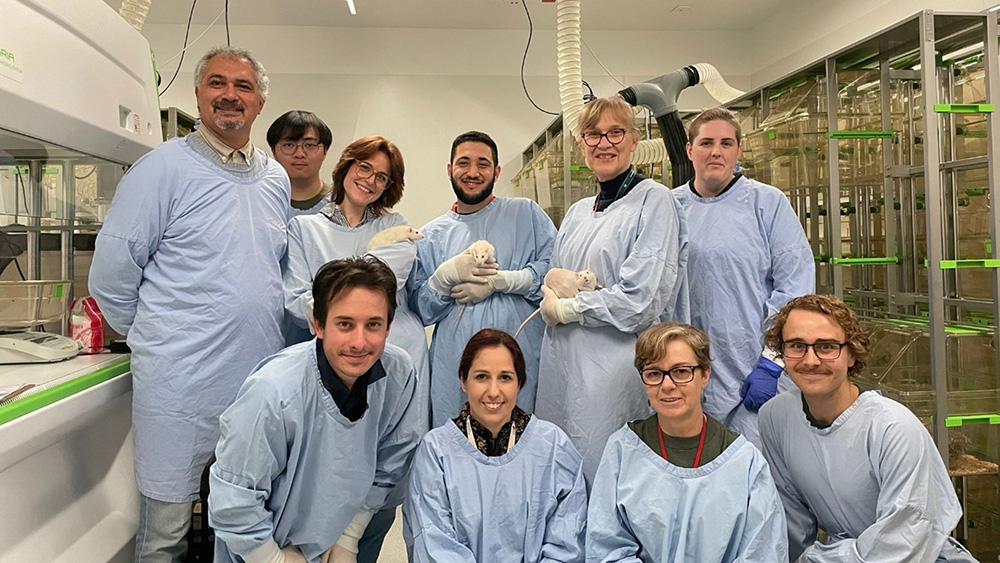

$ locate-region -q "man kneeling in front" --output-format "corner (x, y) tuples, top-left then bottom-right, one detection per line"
(209, 256), (427, 563)
(759, 294), (976, 562)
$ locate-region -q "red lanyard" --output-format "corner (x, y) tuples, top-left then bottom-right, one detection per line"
(657, 415), (707, 468)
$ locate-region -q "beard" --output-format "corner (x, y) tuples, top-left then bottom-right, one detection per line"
(212, 100), (245, 131)
(214, 117), (245, 131)
(451, 175), (495, 206)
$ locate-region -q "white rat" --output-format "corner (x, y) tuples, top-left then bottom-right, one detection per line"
(366, 225), (424, 251)
(513, 268), (600, 338)
(453, 240), (498, 325)
(465, 239), (495, 266)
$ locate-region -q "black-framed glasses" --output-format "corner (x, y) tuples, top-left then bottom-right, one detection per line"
(354, 161), (393, 190)
(782, 341), (848, 360)
(276, 139), (324, 156)
(639, 365), (700, 386)
(581, 128), (628, 147)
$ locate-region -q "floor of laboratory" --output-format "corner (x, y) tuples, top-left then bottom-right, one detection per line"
(378, 508), (407, 562)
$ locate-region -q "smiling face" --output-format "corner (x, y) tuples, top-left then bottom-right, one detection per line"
(448, 141), (498, 208)
(461, 345), (520, 436)
(314, 286), (390, 388)
(643, 339), (709, 433)
(273, 126), (329, 184)
(342, 150), (391, 215)
(686, 119), (741, 196)
(194, 55), (265, 145)
(781, 309), (856, 401)
(579, 111), (638, 182)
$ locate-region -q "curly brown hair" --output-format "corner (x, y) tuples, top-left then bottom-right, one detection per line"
(764, 294), (869, 377)
(331, 136), (405, 216)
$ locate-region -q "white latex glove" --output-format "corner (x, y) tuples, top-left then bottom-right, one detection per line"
(539, 285), (583, 326)
(306, 297), (318, 336)
(322, 544), (358, 563)
(281, 546), (308, 563)
(544, 268), (584, 298)
(451, 281), (495, 304)
(490, 268), (534, 295)
(428, 254), (498, 295)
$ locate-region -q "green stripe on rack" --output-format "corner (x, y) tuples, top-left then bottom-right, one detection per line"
(827, 130), (895, 139)
(938, 259), (1000, 269)
(945, 414), (1000, 428)
(829, 256), (900, 265)
(0, 356), (131, 426)
(933, 103), (994, 114)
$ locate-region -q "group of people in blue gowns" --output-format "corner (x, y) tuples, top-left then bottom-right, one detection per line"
(90, 44), (977, 563)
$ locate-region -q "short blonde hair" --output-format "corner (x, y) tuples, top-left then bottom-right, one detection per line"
(578, 97), (640, 137)
(687, 107), (741, 145)
(634, 322), (712, 372)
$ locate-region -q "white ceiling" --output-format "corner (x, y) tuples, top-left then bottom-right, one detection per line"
(104, 0), (792, 32)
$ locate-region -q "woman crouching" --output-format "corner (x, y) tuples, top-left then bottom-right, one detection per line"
(587, 322), (788, 562)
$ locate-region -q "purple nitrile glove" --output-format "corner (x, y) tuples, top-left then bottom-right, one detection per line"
(740, 356), (783, 412)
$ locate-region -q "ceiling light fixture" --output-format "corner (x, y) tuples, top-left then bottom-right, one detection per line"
(346, 0), (356, 15)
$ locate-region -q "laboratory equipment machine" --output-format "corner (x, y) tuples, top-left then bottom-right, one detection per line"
(0, 0), (160, 562)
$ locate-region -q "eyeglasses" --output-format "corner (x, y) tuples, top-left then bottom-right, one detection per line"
(354, 161), (393, 190)
(782, 341), (848, 360)
(639, 365), (700, 386)
(581, 128), (628, 147)
(276, 139), (324, 156)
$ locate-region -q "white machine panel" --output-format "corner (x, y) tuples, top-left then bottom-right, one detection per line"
(0, 0), (162, 165)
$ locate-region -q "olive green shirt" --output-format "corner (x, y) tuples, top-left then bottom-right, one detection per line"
(628, 414), (738, 468)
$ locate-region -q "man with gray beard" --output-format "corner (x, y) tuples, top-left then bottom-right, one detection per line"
(89, 47), (290, 562)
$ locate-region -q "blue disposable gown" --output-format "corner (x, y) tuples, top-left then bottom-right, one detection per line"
(210, 342), (427, 563)
(672, 177), (813, 443)
(535, 179), (689, 482)
(283, 209), (429, 409)
(88, 135), (289, 502)
(586, 425), (788, 562)
(759, 390), (977, 562)
(404, 417), (588, 563)
(408, 197), (556, 426)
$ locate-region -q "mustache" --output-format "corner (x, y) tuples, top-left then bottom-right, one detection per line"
(213, 100), (244, 111)
(793, 368), (832, 375)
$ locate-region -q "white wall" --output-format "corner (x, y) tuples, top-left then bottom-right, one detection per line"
(141, 1), (997, 226)
(142, 24), (747, 227)
(748, 0), (995, 87)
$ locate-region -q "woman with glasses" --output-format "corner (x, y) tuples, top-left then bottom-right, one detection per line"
(534, 96), (689, 482)
(281, 135), (428, 563)
(587, 322), (787, 562)
(405, 329), (587, 563)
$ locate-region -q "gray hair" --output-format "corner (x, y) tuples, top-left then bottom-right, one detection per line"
(193, 46), (270, 100)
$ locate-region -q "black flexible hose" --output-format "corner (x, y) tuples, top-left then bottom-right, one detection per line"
(656, 112), (694, 188)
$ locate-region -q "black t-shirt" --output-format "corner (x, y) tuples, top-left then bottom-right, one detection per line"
(315, 338), (386, 422)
